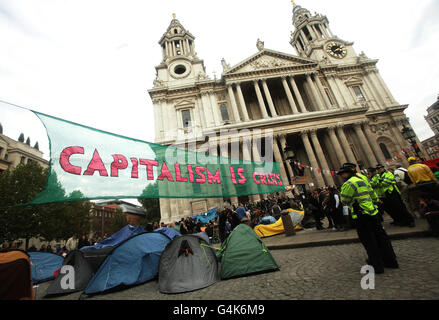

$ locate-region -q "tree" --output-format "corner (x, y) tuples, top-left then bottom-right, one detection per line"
(0, 162), (92, 248)
(108, 208), (127, 234)
(0, 162), (47, 247)
(138, 183), (161, 223)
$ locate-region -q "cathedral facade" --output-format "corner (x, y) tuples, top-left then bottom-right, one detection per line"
(148, 4), (424, 223)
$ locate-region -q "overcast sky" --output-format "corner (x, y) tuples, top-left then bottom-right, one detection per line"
(1, 0), (438, 162)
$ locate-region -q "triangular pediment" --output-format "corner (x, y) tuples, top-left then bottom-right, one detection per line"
(223, 49), (317, 75)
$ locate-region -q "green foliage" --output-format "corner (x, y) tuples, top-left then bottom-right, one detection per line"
(109, 208), (127, 234)
(138, 183), (161, 223)
(0, 162), (92, 246)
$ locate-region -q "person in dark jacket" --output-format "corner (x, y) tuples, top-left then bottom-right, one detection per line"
(419, 193), (439, 237)
(78, 235), (90, 249)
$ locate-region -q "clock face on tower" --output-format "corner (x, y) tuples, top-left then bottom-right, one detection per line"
(326, 41), (347, 59)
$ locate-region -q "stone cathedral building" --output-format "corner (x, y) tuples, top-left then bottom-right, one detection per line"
(148, 4), (423, 223)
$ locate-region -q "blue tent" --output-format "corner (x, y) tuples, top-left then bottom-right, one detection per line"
(80, 225), (145, 251)
(28, 252), (64, 284)
(154, 227), (181, 240)
(84, 232), (171, 295)
(196, 208), (218, 224)
(260, 216), (277, 225)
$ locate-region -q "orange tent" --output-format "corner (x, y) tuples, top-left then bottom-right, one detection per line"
(0, 250), (34, 300)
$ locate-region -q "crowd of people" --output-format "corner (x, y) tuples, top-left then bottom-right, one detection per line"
(2, 156), (438, 254)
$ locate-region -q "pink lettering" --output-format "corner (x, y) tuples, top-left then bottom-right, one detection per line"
(60, 146), (84, 175)
(83, 149), (108, 176)
(111, 154), (128, 177)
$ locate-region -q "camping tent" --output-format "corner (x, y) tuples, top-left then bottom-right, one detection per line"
(28, 252), (64, 284)
(196, 208), (218, 224)
(45, 246), (114, 296)
(154, 227), (181, 240)
(159, 233), (219, 294)
(0, 250), (34, 300)
(80, 224), (145, 251)
(260, 215), (277, 225)
(253, 209), (304, 238)
(217, 224), (279, 279)
(84, 232), (171, 295)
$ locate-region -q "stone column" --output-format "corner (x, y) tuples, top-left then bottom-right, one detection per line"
(252, 136), (268, 200)
(363, 123), (387, 164)
(242, 137), (260, 203)
(289, 76), (308, 112)
(301, 131), (325, 188)
(335, 77), (354, 107)
(372, 70), (397, 105)
(253, 80), (269, 119)
(306, 73), (325, 111)
(220, 140), (238, 206)
(326, 75), (344, 109)
(362, 74), (380, 110)
(336, 125), (357, 164)
(315, 74), (332, 109)
(236, 83), (250, 121)
(278, 134), (295, 183)
(281, 76), (299, 114)
(201, 93), (215, 127)
(310, 130), (335, 186)
(365, 71), (386, 107)
(272, 136), (290, 187)
(160, 199), (171, 223)
(208, 91), (221, 126)
(227, 84), (241, 123)
(354, 123), (378, 167)
(328, 126), (347, 166)
(261, 79), (277, 117)
(332, 76), (348, 109)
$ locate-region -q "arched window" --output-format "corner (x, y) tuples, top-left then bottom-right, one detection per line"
(380, 143), (392, 160)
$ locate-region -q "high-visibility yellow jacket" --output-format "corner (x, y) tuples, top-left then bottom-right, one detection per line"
(340, 174), (378, 220)
(379, 171), (399, 195)
(408, 163), (437, 186)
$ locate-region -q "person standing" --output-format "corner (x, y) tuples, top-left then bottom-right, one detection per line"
(78, 235), (90, 249)
(338, 166), (398, 274)
(377, 165), (415, 227)
(393, 165), (417, 217)
(65, 235), (78, 252)
(236, 203), (247, 221)
(407, 157), (438, 199)
(419, 193), (439, 237)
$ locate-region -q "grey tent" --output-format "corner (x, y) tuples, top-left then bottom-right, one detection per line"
(158, 233), (219, 294)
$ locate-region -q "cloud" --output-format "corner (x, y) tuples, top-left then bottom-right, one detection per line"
(0, 2), (48, 39)
(411, 0), (439, 47)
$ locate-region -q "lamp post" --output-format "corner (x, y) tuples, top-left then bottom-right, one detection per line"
(282, 145), (297, 236)
(401, 124), (425, 161)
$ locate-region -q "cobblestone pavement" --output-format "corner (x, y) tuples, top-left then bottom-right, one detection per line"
(35, 237), (439, 300)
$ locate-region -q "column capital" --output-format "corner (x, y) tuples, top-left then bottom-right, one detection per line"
(281, 75), (288, 80)
(253, 79), (259, 85)
(300, 129), (310, 137)
(327, 125), (336, 131)
(309, 128), (318, 136)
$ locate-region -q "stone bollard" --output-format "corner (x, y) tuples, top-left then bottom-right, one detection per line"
(281, 211), (296, 237)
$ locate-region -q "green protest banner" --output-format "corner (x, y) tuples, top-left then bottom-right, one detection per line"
(29, 111), (285, 204)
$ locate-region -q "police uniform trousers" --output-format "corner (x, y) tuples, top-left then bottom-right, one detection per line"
(382, 190), (415, 226)
(354, 213), (398, 273)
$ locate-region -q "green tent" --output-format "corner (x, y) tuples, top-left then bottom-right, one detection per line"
(217, 224), (280, 279)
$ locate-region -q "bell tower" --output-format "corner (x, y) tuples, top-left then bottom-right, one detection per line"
(153, 14), (209, 89)
(290, 2), (358, 64)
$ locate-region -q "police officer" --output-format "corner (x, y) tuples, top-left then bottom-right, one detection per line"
(338, 165), (399, 274)
(376, 164), (415, 227)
